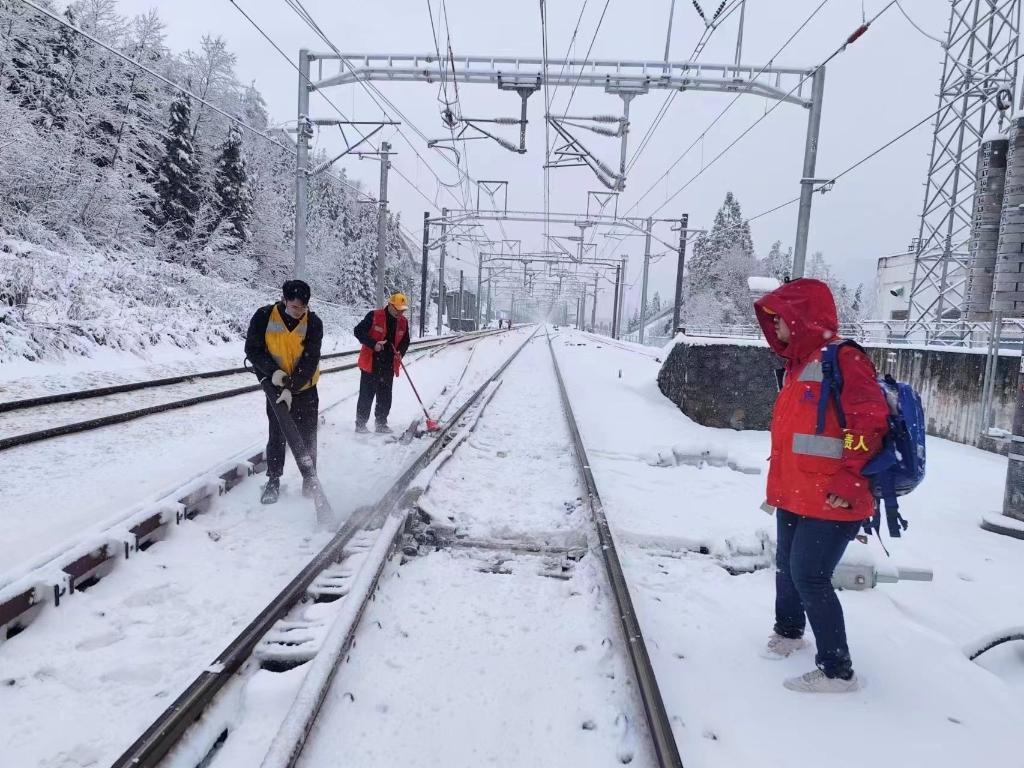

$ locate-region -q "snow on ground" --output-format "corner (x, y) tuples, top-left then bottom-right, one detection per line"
(291, 334), (653, 767)
(298, 551), (647, 768)
(0, 329), (531, 767)
(552, 327), (1023, 768)
(0, 331), (515, 579)
(417, 335), (587, 544)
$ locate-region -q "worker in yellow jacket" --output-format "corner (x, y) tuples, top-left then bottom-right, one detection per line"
(245, 280), (323, 504)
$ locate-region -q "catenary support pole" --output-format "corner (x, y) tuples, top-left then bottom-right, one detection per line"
(612, 263), (622, 339)
(419, 212), (429, 337)
(792, 66), (825, 279)
(293, 49), (311, 279)
(374, 141), (391, 307)
(475, 251), (483, 330)
(591, 273), (598, 330)
(436, 208), (447, 336)
(672, 213), (689, 334)
(639, 217), (652, 344)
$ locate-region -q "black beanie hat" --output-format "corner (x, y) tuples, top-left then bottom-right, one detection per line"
(282, 279), (311, 304)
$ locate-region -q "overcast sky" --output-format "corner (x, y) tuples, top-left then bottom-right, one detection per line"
(114, 0), (962, 318)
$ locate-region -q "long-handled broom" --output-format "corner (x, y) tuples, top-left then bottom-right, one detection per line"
(400, 358), (440, 432)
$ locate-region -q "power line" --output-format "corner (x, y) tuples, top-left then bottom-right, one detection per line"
(625, 0), (747, 175)
(560, 0), (613, 114)
(625, 0), (833, 206)
(548, 0), (591, 106)
(647, 0), (896, 220)
(894, 0), (946, 48)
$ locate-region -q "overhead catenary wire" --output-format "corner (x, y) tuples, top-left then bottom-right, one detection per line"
(894, 0), (947, 48)
(645, 0), (896, 220)
(226, 0), (459, 248)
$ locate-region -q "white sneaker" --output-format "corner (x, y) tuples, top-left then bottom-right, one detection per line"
(783, 668), (860, 693)
(760, 633), (807, 660)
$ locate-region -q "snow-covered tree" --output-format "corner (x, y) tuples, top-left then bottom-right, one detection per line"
(763, 240), (792, 282)
(689, 191), (753, 295)
(212, 123), (252, 248)
(152, 95), (201, 243)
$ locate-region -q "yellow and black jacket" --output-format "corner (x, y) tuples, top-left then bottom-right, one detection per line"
(245, 302), (323, 391)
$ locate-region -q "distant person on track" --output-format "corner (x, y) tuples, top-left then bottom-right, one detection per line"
(754, 278), (888, 694)
(245, 279), (323, 505)
(353, 292), (411, 434)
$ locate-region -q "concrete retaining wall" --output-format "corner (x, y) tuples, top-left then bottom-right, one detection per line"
(657, 338), (1017, 454)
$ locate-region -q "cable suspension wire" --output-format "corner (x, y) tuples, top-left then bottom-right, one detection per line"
(894, 0), (947, 47)
(548, 0), (591, 105)
(625, 0), (833, 204)
(645, 0), (897, 220)
(281, 0), (514, 254)
(560, 0), (613, 114)
(624, 0), (747, 175)
(226, 0), (463, 249)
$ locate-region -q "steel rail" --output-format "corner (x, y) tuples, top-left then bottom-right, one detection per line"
(109, 325), (540, 768)
(0, 331), (494, 414)
(0, 331), (502, 452)
(545, 329), (684, 768)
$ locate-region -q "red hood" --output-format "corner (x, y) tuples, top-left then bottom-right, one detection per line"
(754, 278), (838, 362)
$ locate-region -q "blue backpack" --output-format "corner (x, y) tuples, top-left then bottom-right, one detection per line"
(817, 341), (927, 541)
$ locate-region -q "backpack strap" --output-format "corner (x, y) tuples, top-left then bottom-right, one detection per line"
(815, 340), (863, 434)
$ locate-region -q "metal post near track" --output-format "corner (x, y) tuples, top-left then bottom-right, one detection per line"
(792, 66), (826, 279)
(437, 207), (448, 337)
(672, 214), (689, 335)
(293, 49), (311, 279)
(419, 212), (429, 337)
(375, 141), (391, 307)
(639, 217), (652, 344)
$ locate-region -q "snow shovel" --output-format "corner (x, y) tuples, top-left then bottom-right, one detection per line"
(399, 358), (440, 434)
(247, 359), (335, 529)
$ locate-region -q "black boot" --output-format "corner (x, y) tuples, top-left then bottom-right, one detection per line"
(261, 476), (280, 504)
(375, 421), (392, 434)
(302, 476), (315, 498)
(355, 421), (370, 434)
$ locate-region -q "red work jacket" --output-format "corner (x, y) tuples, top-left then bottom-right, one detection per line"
(755, 279), (889, 522)
(358, 308), (408, 377)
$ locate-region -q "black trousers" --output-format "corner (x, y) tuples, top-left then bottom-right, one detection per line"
(266, 387), (319, 478)
(356, 369), (395, 425)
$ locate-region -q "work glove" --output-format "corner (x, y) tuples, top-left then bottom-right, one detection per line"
(374, 341), (387, 352)
(276, 388), (293, 411)
(271, 369), (291, 388)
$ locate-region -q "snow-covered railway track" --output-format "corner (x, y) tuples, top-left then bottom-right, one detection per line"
(109, 328), (682, 768)
(0, 330), (507, 643)
(94, 328), (540, 768)
(0, 330), (501, 452)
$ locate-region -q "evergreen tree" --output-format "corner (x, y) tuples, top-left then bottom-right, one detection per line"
(689, 191), (753, 294)
(152, 95), (200, 242)
(212, 123), (252, 247)
(764, 240), (792, 282)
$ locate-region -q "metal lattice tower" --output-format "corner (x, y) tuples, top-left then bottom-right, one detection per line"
(908, 0), (1022, 323)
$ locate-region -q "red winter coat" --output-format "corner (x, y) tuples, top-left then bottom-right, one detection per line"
(754, 279), (889, 522)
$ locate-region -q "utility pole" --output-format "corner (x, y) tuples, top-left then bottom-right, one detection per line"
(793, 66), (825, 278)
(475, 251), (483, 330)
(672, 213), (689, 335)
(293, 49), (311, 279)
(419, 212), (429, 337)
(374, 141), (391, 307)
(579, 290), (586, 331)
(612, 263), (622, 339)
(639, 217), (652, 344)
(436, 208), (447, 336)
(486, 267), (493, 326)
(458, 269), (464, 331)
(591, 273), (598, 330)
(617, 257), (627, 340)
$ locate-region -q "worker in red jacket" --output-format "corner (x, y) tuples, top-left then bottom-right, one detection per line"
(353, 293), (411, 433)
(754, 278), (889, 693)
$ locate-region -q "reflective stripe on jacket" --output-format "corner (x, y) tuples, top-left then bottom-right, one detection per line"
(755, 279), (888, 521)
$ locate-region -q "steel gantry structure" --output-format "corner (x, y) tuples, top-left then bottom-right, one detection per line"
(294, 49), (824, 289)
(908, 0), (1022, 324)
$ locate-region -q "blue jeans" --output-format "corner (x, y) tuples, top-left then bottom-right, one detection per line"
(774, 509), (860, 679)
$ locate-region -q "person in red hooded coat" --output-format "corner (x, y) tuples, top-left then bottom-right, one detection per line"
(753, 278), (889, 693)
